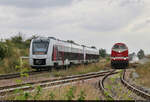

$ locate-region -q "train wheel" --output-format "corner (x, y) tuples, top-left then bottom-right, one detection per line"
(63, 65), (67, 70)
(111, 62), (114, 69)
(54, 63), (59, 71)
(69, 62), (73, 68)
(48, 67), (52, 72)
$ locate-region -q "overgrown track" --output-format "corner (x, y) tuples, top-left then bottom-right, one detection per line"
(0, 70), (50, 80)
(0, 70), (115, 97)
(121, 69), (150, 100)
(99, 69), (118, 99)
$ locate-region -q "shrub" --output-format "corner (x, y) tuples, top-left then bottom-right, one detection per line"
(49, 92), (55, 100)
(65, 86), (76, 100)
(0, 42), (8, 60)
(77, 90), (86, 100)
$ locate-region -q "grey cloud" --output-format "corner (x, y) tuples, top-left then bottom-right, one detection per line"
(108, 0), (144, 6)
(0, 0), (149, 54)
(146, 19), (150, 23)
(131, 18), (150, 31)
(80, 0), (144, 32)
(0, 0), (73, 8)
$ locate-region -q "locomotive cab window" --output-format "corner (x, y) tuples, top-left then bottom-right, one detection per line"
(32, 40), (49, 55)
(113, 44), (127, 49)
(112, 45), (119, 49)
(119, 45), (127, 49)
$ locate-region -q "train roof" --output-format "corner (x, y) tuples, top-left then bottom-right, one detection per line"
(33, 36), (98, 50)
(114, 43), (126, 45)
(33, 37), (50, 42)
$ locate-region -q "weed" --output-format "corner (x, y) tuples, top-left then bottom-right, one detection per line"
(65, 86), (76, 100)
(49, 92), (55, 100)
(96, 97), (100, 100)
(105, 85), (112, 90)
(13, 63), (32, 100)
(15, 79), (23, 84)
(110, 77), (115, 83)
(77, 90), (86, 100)
(33, 85), (42, 100)
(23, 92), (31, 100)
(104, 90), (113, 100)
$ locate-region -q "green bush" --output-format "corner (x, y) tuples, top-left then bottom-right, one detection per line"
(0, 33), (32, 74)
(77, 90), (86, 100)
(0, 42), (8, 60)
(65, 86), (76, 100)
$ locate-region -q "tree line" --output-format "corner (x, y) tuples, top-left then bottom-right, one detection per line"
(0, 33), (146, 60)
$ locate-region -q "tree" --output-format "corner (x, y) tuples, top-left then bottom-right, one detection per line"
(67, 40), (75, 43)
(99, 48), (107, 58)
(91, 46), (96, 49)
(137, 49), (145, 59)
(11, 32), (23, 44)
(0, 42), (8, 60)
(129, 52), (136, 61)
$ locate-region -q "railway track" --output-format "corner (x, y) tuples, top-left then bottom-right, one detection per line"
(0, 69), (117, 98)
(121, 69), (150, 100)
(99, 69), (117, 100)
(0, 70), (51, 80)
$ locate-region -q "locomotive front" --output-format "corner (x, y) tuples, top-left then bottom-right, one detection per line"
(29, 38), (51, 70)
(111, 43), (129, 69)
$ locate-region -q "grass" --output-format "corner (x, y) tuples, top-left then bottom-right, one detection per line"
(5, 82), (100, 100)
(105, 73), (136, 100)
(0, 34), (31, 75)
(51, 59), (110, 77)
(135, 61), (150, 87)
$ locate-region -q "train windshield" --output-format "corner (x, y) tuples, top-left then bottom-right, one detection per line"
(113, 44), (127, 49)
(32, 41), (49, 55)
(113, 45), (119, 49)
(119, 45), (126, 49)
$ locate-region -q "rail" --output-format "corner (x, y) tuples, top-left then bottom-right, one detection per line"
(121, 69), (150, 100)
(0, 69), (114, 97)
(99, 69), (117, 100)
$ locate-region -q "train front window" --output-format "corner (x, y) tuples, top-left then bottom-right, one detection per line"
(33, 41), (49, 55)
(113, 44), (126, 49)
(119, 45), (126, 49)
(113, 45), (119, 49)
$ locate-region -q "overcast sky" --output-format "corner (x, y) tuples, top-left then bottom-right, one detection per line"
(0, 0), (150, 54)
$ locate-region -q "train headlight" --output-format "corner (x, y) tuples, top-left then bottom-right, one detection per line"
(124, 58), (126, 60)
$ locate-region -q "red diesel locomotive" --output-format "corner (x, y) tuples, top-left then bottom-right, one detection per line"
(111, 43), (129, 68)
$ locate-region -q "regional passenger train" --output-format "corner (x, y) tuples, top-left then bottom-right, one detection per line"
(29, 37), (99, 70)
(111, 43), (129, 69)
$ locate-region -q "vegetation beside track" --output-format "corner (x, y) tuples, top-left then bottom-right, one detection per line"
(0, 34), (32, 74)
(104, 72), (142, 100)
(51, 58), (110, 77)
(135, 60), (150, 87)
(5, 83), (100, 100)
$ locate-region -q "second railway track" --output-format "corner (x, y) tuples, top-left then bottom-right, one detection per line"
(0, 70), (49, 80)
(99, 68), (150, 100)
(99, 69), (117, 100)
(121, 69), (150, 100)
